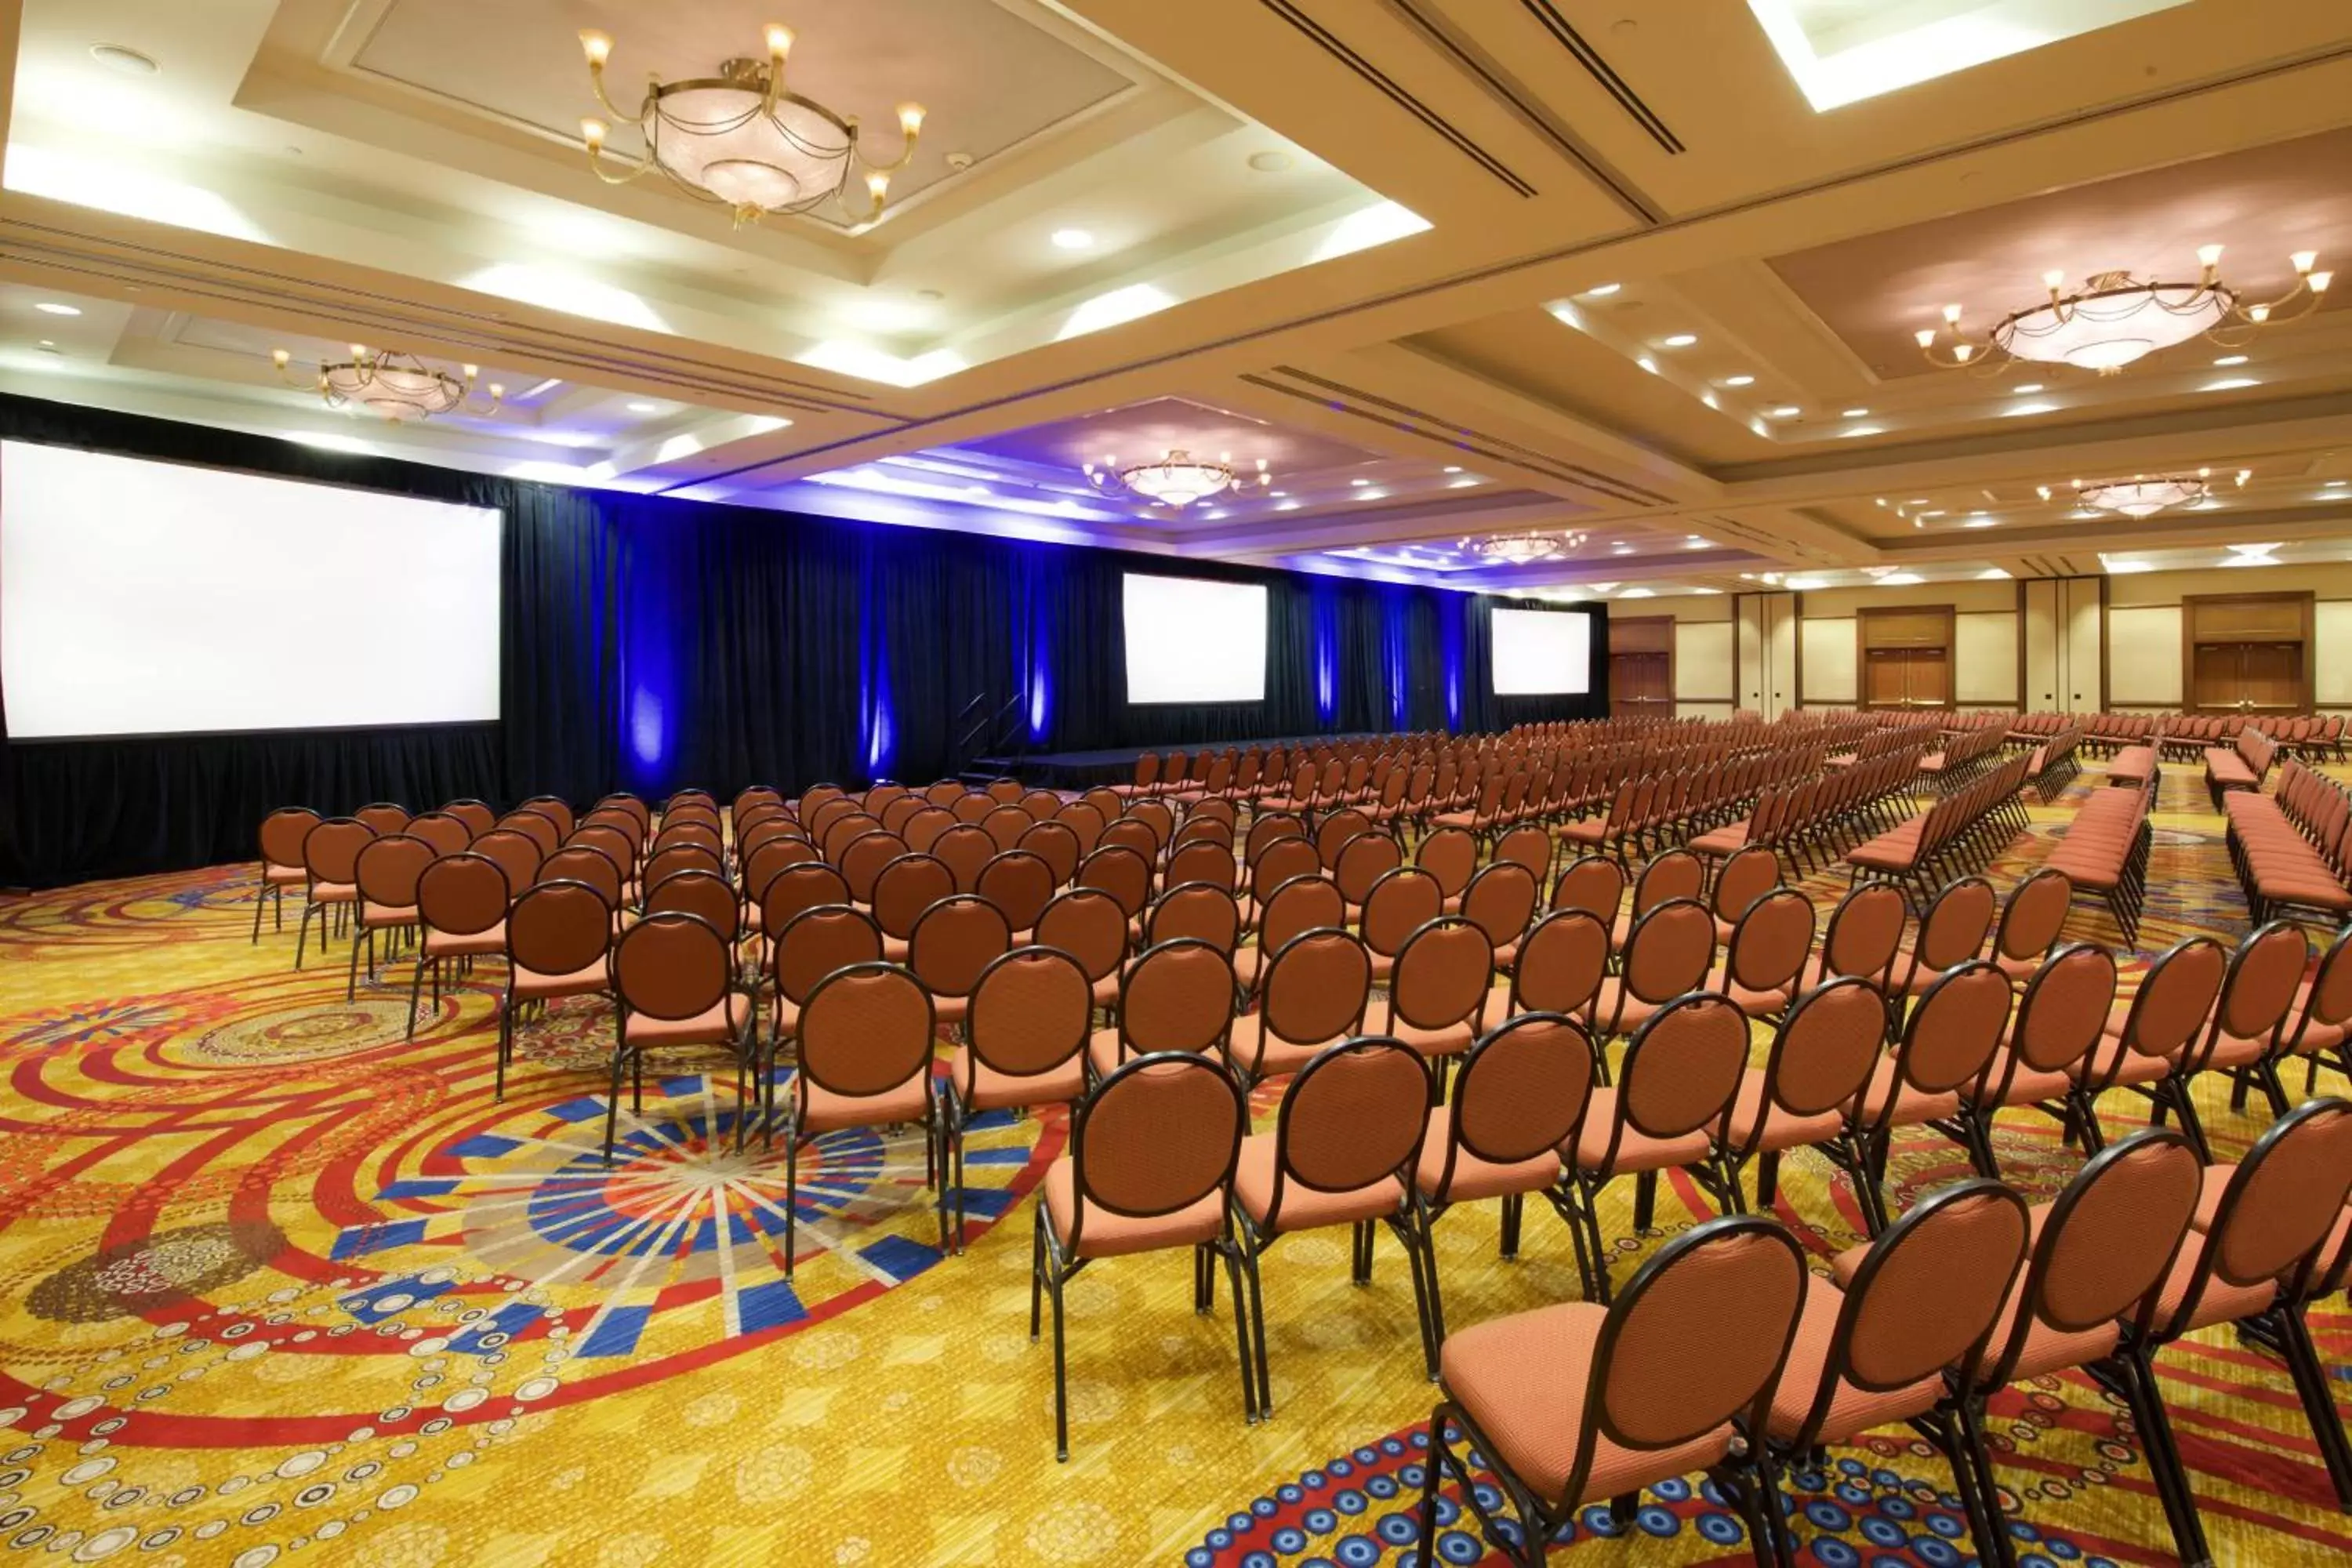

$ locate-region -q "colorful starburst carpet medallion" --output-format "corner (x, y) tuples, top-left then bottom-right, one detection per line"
(0, 767), (2346, 1565)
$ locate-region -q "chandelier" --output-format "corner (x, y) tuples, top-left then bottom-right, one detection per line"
(1083, 449), (1270, 509)
(577, 23), (923, 226)
(1916, 247), (2329, 375)
(274, 346), (502, 423)
(2055, 465), (2254, 519)
(1459, 528), (1590, 566)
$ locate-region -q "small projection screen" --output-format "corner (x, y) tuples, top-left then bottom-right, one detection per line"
(1, 441), (503, 739)
(1490, 606), (1594, 695)
(1121, 573), (1269, 704)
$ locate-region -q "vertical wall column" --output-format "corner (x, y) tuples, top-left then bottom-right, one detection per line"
(1735, 592), (1799, 717)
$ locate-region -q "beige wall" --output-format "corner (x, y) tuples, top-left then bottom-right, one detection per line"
(1606, 564), (2352, 716)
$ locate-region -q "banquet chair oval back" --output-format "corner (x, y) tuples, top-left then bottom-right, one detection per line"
(1716, 887), (1817, 1023)
(1124, 798), (1176, 855)
(1505, 909), (1610, 1022)
(1418, 1214), (1808, 1563)
(838, 829), (909, 906)
(870, 852), (954, 960)
(778, 963), (942, 1272)
(1225, 926), (1370, 1092)
(1569, 992), (1751, 1295)
(1414, 826), (1477, 906)
(1809, 880), (1909, 1002)
(499, 879), (615, 1098)
(2176, 920), (2310, 1158)
(822, 813), (886, 864)
(982, 804), (1032, 855)
(1243, 809), (1306, 866)
(1593, 897), (1715, 1046)
(1100, 815), (1159, 866)
(2286, 924), (2352, 1094)
(517, 795), (573, 837)
(2078, 936), (2225, 1152)
(644, 842), (723, 894)
(1091, 937), (1240, 1079)
(1957, 1130), (2204, 1566)
(408, 851), (510, 1039)
(1377, 916), (1497, 1076)
(604, 911), (753, 1163)
(1766, 1179), (2030, 1568)
(651, 819), (722, 860)
(1410, 1011), (1596, 1367)
(295, 816), (375, 969)
(1167, 838), (1239, 895)
(348, 833), (436, 1000)
(1551, 853), (1626, 923)
(644, 868), (741, 954)
(538, 845), (626, 914)
(1144, 881), (1241, 956)
(252, 805), (321, 943)
(932, 824), (997, 894)
(1708, 845), (1782, 945)
(467, 827), (543, 904)
(1035, 887), (1131, 1011)
(1991, 867), (2074, 981)
(568, 823), (637, 878)
(1965, 942), (2116, 1174)
(441, 798), (495, 838)
(1018, 819), (1082, 887)
(1358, 866), (1443, 984)
(1724, 975), (1887, 1210)
(497, 810), (561, 857)
(942, 947), (1094, 1251)
(1245, 836), (1320, 921)
(879, 795), (924, 836)
(903, 806), (956, 854)
(1021, 789), (1062, 822)
(1623, 850), (1705, 942)
(1232, 1036), (1434, 1414)
(1461, 861), (1541, 972)
(1492, 823), (1554, 891)
(1076, 844), (1152, 927)
(354, 801), (412, 837)
(1315, 809), (1372, 869)
(1897, 876), (1998, 998)
(406, 811), (472, 859)
(1854, 960), (2014, 1233)
(767, 902), (883, 1058)
(909, 894), (1013, 1032)
(1034, 1052), (1251, 1460)
(1057, 800), (1107, 857)
(582, 807), (646, 862)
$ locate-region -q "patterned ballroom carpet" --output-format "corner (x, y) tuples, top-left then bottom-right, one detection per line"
(0, 764), (2346, 1567)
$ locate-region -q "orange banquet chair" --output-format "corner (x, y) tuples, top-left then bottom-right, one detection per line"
(940, 948), (1092, 1254)
(1410, 1011), (1596, 1372)
(1231, 1036), (1435, 1416)
(604, 912), (756, 1163)
(1368, 916), (1495, 1082)
(1221, 926), (1372, 1095)
(497, 878), (614, 1099)
(1766, 1179), (2031, 1568)
(1417, 1214), (1806, 1568)
(1563, 991), (1749, 1299)
(293, 815), (374, 971)
(252, 805), (320, 943)
(772, 962), (943, 1273)
(1718, 976), (1889, 1213)
(2072, 935), (2225, 1152)
(406, 851), (509, 1039)
(1032, 1052), (1254, 1460)
(347, 833), (435, 1001)
(1086, 937), (1238, 1080)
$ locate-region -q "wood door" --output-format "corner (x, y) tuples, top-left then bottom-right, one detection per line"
(2194, 642), (2305, 713)
(1610, 651), (1672, 714)
(1862, 648), (1951, 710)
(2183, 593), (2312, 713)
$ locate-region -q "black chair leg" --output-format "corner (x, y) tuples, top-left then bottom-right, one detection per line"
(2270, 1306), (2352, 1509)
(2116, 1347), (2215, 1568)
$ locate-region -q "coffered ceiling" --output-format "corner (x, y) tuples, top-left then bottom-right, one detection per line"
(3, 0), (2350, 602)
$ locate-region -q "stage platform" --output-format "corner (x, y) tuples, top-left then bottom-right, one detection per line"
(973, 731), (1392, 788)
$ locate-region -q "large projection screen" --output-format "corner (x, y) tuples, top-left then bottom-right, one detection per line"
(1123, 573), (1268, 704)
(1, 441), (503, 739)
(1490, 606), (1594, 696)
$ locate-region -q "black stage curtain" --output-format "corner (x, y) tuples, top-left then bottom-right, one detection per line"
(0, 393), (1605, 887)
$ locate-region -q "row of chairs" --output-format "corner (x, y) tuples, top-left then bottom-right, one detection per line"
(1914, 721), (2006, 793)
(1417, 1107), (2352, 1568)
(1688, 746), (1925, 877)
(2225, 757), (2352, 927)
(2203, 725), (2278, 808)
(2045, 766), (2156, 943)
(1842, 754), (2032, 906)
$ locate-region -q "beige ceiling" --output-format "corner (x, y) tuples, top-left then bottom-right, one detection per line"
(3, 0), (2352, 601)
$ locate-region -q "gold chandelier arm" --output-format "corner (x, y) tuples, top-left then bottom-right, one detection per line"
(856, 105), (926, 176)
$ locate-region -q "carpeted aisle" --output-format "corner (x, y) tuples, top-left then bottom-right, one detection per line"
(0, 764), (2345, 1567)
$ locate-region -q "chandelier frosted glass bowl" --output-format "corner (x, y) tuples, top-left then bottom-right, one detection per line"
(2074, 470), (2211, 518)
(274, 346), (501, 423)
(578, 22), (924, 226)
(1918, 248), (2329, 376)
(1460, 528), (1589, 565)
(1084, 449), (1270, 509)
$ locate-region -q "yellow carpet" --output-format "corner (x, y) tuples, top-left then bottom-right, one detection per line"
(0, 764), (2346, 1566)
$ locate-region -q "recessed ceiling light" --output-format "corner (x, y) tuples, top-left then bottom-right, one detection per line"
(1583, 283), (1621, 297)
(89, 43), (158, 75)
(1051, 228), (1094, 250)
(2325, 480), (2348, 490)
(2011, 383), (2043, 394)
(1446, 477), (1479, 488)
(1722, 375), (1755, 387)
(34, 302), (80, 316)
(2213, 354), (2248, 366)
(1963, 517), (1998, 528)
(1661, 333), (1698, 347)
(1842, 407), (1869, 418)
(1617, 587), (1654, 598)
(1838, 425), (1884, 437)
(1768, 406), (1800, 419)
(2002, 402), (2057, 416)
(1247, 150), (1294, 173)
(1350, 477), (1370, 486)
(1443, 465), (1461, 473)
(1274, 500), (1300, 511)
(626, 401), (659, 414)
(2204, 378), (2259, 391)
